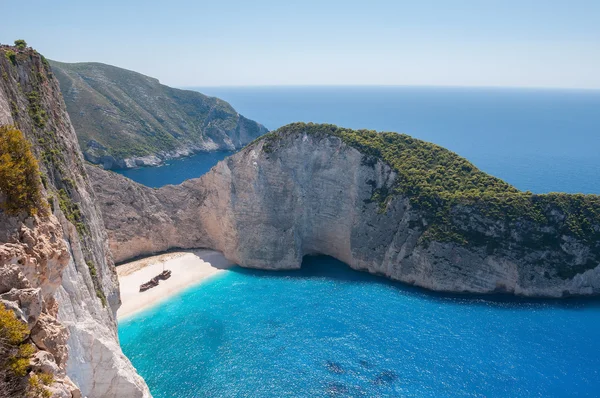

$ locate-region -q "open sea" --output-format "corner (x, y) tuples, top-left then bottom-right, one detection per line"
(118, 86), (600, 397)
(119, 86), (600, 193)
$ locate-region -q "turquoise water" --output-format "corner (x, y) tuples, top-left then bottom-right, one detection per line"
(115, 151), (234, 188)
(119, 257), (600, 397)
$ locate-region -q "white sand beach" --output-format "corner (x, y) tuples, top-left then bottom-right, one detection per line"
(116, 249), (234, 320)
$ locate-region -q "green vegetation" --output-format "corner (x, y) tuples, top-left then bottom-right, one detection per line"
(0, 305), (29, 344)
(0, 305), (42, 396)
(5, 50), (16, 65)
(258, 123), (600, 251)
(14, 39), (27, 50)
(58, 188), (87, 235)
(48, 60), (266, 166)
(0, 125), (46, 216)
(86, 260), (107, 307)
(26, 91), (47, 128)
(39, 55), (49, 68)
(86, 260), (97, 277)
(95, 288), (108, 307)
(9, 343), (35, 376)
(28, 373), (53, 398)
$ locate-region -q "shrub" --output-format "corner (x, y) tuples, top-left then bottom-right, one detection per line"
(57, 188), (87, 235)
(4, 50), (16, 65)
(26, 91), (47, 128)
(9, 343), (35, 376)
(37, 372), (54, 386)
(13, 40), (27, 50)
(28, 373), (52, 398)
(96, 288), (108, 307)
(0, 305), (36, 396)
(0, 304), (29, 344)
(1, 308), (55, 397)
(0, 125), (46, 216)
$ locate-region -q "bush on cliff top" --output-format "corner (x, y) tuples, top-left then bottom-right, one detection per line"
(14, 40), (27, 50)
(258, 123), (600, 246)
(0, 125), (46, 216)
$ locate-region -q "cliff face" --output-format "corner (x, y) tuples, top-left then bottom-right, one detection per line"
(49, 60), (268, 169)
(90, 124), (600, 298)
(0, 45), (150, 397)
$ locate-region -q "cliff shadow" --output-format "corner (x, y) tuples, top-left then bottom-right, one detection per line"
(227, 254), (600, 311)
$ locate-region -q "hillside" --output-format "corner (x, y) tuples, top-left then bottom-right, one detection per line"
(49, 60), (267, 168)
(90, 123), (600, 297)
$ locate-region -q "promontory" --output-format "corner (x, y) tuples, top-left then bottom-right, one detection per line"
(89, 123), (600, 298)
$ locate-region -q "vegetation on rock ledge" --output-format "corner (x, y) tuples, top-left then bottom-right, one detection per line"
(0, 125), (46, 216)
(257, 123), (600, 254)
(0, 305), (53, 398)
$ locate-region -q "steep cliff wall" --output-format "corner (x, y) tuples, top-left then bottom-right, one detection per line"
(0, 45), (150, 397)
(90, 123), (600, 298)
(49, 60), (268, 169)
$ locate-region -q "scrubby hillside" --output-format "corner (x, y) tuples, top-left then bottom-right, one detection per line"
(49, 60), (267, 169)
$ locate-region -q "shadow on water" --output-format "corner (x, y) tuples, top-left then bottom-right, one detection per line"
(227, 255), (600, 310)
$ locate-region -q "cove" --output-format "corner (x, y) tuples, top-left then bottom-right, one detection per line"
(114, 151), (235, 188)
(118, 256), (600, 397)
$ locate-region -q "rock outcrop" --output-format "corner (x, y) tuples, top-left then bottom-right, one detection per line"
(90, 123), (600, 298)
(0, 44), (150, 397)
(49, 60), (268, 169)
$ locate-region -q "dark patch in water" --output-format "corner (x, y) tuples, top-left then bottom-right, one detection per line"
(267, 319), (283, 329)
(326, 382), (348, 396)
(373, 370), (399, 385)
(326, 361), (345, 374)
(358, 359), (372, 369)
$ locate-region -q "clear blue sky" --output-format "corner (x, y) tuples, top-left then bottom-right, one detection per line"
(2, 0), (599, 88)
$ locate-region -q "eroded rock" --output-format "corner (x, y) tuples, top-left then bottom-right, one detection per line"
(90, 128), (600, 298)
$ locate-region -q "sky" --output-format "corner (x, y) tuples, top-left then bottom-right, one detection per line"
(2, 0), (599, 88)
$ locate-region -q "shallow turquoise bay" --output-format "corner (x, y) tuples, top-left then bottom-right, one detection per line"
(119, 257), (600, 397)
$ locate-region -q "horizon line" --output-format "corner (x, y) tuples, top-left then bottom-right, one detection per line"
(179, 84), (600, 92)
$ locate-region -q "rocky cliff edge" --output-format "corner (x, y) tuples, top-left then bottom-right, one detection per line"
(0, 44), (150, 397)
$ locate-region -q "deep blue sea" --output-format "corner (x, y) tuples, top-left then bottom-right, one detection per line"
(118, 87), (600, 397)
(193, 86), (600, 194)
(117, 87), (600, 193)
(116, 151), (234, 188)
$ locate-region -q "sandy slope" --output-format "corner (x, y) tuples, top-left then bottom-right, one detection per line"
(117, 250), (234, 320)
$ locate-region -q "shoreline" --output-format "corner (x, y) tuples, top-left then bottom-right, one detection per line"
(116, 249), (234, 320)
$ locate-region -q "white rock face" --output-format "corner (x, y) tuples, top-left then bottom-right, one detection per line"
(0, 46), (150, 397)
(90, 130), (600, 298)
(56, 235), (151, 398)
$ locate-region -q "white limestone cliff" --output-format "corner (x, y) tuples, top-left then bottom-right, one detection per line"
(0, 45), (150, 397)
(90, 128), (600, 298)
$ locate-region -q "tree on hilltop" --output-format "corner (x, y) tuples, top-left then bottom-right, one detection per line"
(14, 40), (27, 50)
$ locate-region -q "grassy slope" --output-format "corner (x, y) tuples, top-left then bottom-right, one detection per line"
(257, 123), (600, 264)
(49, 60), (266, 159)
